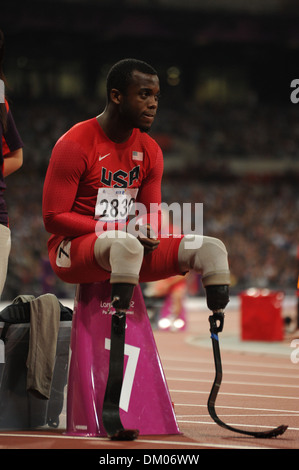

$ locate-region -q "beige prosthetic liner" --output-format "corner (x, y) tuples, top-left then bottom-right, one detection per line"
(94, 231), (144, 285)
(178, 235), (230, 286)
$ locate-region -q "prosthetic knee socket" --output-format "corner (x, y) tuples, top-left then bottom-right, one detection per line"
(178, 235), (230, 286)
(205, 285), (229, 312)
(94, 231), (144, 285)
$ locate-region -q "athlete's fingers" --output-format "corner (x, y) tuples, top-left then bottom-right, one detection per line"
(140, 237), (160, 248)
(137, 223), (157, 239)
(138, 236), (160, 253)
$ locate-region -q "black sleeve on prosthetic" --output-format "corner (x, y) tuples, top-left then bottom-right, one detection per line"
(205, 285), (229, 312)
(110, 283), (135, 311)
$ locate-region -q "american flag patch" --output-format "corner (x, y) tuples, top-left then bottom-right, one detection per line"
(132, 151), (143, 161)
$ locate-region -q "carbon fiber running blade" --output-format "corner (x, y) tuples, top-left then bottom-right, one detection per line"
(102, 311), (139, 440)
(208, 313), (288, 439)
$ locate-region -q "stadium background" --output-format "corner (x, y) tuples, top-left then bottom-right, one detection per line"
(1, 0), (299, 302)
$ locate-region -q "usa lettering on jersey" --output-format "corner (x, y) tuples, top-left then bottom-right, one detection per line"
(100, 165), (140, 188)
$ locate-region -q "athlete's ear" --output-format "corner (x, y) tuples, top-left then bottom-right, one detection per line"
(110, 88), (122, 105)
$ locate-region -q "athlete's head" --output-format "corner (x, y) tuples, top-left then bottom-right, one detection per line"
(106, 59), (158, 97)
(106, 58), (160, 132)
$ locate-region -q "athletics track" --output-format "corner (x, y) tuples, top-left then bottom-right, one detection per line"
(0, 296), (298, 455)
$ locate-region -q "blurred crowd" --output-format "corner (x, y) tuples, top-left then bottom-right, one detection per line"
(162, 178), (298, 295)
(2, 97), (299, 300)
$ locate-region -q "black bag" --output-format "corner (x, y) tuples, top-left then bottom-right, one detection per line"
(0, 299), (72, 430)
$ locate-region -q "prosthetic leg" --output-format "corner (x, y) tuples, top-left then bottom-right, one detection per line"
(207, 294), (287, 438)
(102, 283), (139, 440)
(191, 238), (288, 437)
(94, 234), (144, 439)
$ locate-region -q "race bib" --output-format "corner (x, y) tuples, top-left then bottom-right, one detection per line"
(95, 188), (138, 222)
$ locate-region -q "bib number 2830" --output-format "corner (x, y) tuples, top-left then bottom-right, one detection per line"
(95, 188), (138, 222)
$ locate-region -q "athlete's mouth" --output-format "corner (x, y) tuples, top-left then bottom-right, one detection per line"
(142, 113), (155, 120)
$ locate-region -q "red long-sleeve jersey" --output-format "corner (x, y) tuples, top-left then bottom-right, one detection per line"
(42, 118), (163, 251)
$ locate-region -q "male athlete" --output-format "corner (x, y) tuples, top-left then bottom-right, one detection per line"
(42, 58), (230, 313)
(42, 58), (230, 439)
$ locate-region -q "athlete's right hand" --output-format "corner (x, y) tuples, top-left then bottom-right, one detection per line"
(136, 224), (160, 254)
(125, 215), (160, 253)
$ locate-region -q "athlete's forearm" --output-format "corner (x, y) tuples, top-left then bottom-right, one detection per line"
(43, 211), (97, 237)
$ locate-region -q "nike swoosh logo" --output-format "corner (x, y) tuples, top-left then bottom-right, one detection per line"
(99, 153), (111, 162)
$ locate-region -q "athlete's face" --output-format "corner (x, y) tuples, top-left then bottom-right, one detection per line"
(120, 70), (160, 132)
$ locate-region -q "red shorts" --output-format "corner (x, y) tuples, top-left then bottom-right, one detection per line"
(48, 233), (184, 285)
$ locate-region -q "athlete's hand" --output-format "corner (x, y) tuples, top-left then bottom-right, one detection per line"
(137, 224), (160, 254)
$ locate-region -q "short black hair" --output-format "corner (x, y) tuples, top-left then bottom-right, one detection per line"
(106, 58), (158, 100)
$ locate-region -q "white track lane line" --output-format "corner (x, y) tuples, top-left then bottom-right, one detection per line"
(162, 356), (297, 371)
(177, 413), (298, 418)
(164, 365), (299, 380)
(167, 377), (299, 389)
(175, 403), (299, 414)
(170, 389), (299, 400)
(0, 432), (273, 450)
(176, 420), (299, 432)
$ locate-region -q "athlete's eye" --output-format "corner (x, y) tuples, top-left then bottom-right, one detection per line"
(139, 91), (160, 103)
(140, 91), (150, 99)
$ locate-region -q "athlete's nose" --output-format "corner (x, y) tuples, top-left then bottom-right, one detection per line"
(148, 95), (158, 109)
